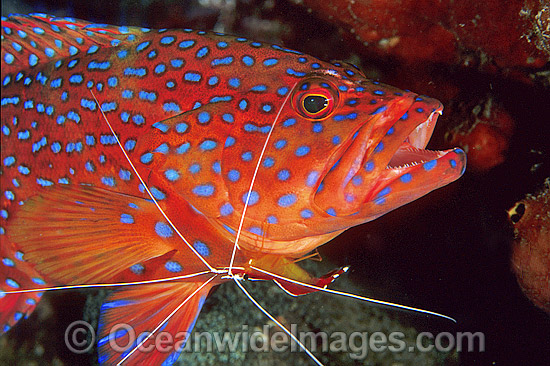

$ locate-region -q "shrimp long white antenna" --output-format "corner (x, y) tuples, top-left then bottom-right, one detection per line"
(116, 275), (218, 366)
(89, 89), (217, 273)
(3, 270), (214, 294)
(251, 266), (457, 323)
(227, 82), (298, 275)
(233, 278), (324, 366)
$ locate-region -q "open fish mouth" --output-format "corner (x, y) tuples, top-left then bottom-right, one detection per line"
(378, 98), (466, 185)
(386, 105), (443, 169)
(315, 94), (466, 217)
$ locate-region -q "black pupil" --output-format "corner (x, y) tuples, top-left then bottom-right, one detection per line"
(303, 95), (328, 114)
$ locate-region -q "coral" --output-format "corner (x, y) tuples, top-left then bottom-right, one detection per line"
(294, 0), (550, 70)
(508, 180), (550, 315)
(444, 94), (515, 172)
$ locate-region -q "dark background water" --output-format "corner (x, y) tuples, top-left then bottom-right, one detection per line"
(2, 0), (550, 365)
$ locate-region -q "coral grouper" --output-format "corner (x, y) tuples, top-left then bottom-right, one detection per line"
(1, 14), (465, 365)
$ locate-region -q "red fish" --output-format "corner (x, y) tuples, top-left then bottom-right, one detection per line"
(0, 14), (466, 365)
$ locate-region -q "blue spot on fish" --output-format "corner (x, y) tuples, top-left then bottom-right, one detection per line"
(200, 140), (217, 151)
(222, 113), (234, 123)
(192, 184), (215, 197)
(208, 76), (219, 85)
(277, 87), (289, 96)
(152, 122), (169, 133)
(211, 56), (233, 66)
(179, 40), (195, 49)
(2, 258), (14, 267)
(139, 90), (157, 102)
(198, 111), (210, 124)
(193, 241), (210, 257)
(196, 46), (209, 58)
(220, 203), (234, 216)
(119, 169), (131, 181)
(263, 157), (274, 168)
(374, 197), (386, 205)
(165, 261), (182, 272)
(275, 139), (287, 149)
(32, 137), (47, 153)
(132, 114), (145, 125)
(378, 187), (391, 197)
(51, 142), (61, 154)
(306, 171), (319, 187)
(370, 105), (388, 115)
(295, 146), (310, 157)
(101, 177), (116, 187)
(242, 55), (254, 66)
(124, 140), (136, 151)
(164, 169), (180, 181)
(225, 136), (235, 147)
(175, 123), (188, 133)
(155, 222), (173, 238)
(140, 153), (154, 164)
(124, 67), (147, 77)
(365, 161), (374, 172)
(249, 227), (263, 236)
(251, 84), (267, 92)
(120, 214), (134, 224)
(242, 191), (259, 205)
(283, 118), (296, 127)
(423, 160), (437, 171)
(150, 187), (166, 200)
(160, 36), (175, 45)
(36, 178), (53, 187)
(163, 102), (181, 113)
(263, 58), (278, 66)
(3, 156), (15, 166)
(6, 278), (19, 289)
(136, 41), (150, 52)
(278, 194), (297, 207)
(228, 170), (240, 182)
(277, 170), (290, 181)
(170, 59), (184, 68)
(130, 264), (144, 274)
(177, 143), (190, 154)
(301, 209), (313, 219)
(400, 173), (412, 183)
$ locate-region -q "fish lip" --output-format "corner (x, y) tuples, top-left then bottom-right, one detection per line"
(369, 102), (466, 199)
(314, 93), (465, 216)
(322, 96), (443, 183)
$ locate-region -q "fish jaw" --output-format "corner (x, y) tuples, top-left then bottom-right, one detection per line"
(314, 94), (466, 220)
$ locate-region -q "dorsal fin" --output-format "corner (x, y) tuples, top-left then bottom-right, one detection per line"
(1, 13), (144, 76)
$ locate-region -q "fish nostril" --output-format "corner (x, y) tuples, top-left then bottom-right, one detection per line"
(509, 202), (526, 224)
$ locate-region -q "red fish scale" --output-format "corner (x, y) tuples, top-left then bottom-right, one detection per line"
(0, 20), (449, 278)
(1, 14), (466, 364)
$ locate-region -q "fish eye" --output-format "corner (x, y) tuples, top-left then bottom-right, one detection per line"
(302, 94), (329, 114)
(292, 78), (339, 120)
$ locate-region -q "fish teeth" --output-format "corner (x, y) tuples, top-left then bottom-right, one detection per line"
(385, 148), (444, 170)
(386, 161), (421, 170)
